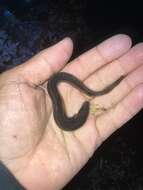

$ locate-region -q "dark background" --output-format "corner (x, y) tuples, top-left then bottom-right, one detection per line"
(0, 0), (143, 189)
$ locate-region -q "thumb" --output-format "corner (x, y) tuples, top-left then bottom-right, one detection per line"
(15, 37), (73, 85)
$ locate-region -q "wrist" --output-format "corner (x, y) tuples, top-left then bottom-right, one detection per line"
(0, 161), (26, 190)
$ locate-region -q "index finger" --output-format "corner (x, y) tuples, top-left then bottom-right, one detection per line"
(63, 34), (132, 80)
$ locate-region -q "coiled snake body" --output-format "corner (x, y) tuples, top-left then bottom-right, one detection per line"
(47, 72), (124, 131)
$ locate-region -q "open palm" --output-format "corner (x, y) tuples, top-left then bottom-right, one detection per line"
(0, 35), (143, 190)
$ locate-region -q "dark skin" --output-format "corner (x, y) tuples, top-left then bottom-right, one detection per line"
(0, 35), (143, 190)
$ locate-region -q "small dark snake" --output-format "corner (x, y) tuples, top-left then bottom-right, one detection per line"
(47, 72), (124, 131)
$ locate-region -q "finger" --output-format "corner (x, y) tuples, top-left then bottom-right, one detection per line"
(63, 34), (132, 80)
(95, 84), (143, 142)
(86, 43), (143, 89)
(119, 43), (143, 73)
(14, 38), (73, 85)
(85, 44), (143, 107)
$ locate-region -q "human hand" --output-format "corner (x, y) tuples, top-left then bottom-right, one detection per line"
(0, 35), (143, 190)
